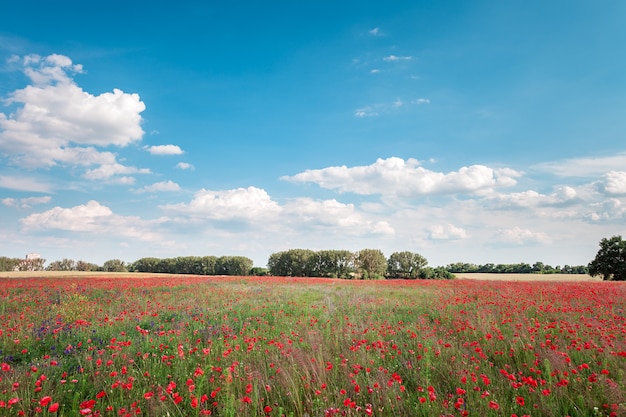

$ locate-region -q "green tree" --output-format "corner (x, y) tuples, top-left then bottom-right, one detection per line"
(588, 235), (626, 281)
(0, 257), (22, 272)
(215, 256), (253, 276)
(267, 249), (316, 277)
(102, 259), (127, 272)
(47, 258), (76, 271)
(311, 250), (355, 278)
(354, 249), (387, 279)
(387, 251), (428, 279)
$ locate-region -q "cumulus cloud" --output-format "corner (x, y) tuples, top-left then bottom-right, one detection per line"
(176, 162), (195, 170)
(20, 200), (164, 241)
(160, 186), (393, 235)
(2, 196), (51, 209)
(283, 198), (394, 235)
(428, 223), (468, 240)
(489, 186), (578, 208)
(595, 171), (626, 195)
(145, 145), (184, 155)
(282, 157), (521, 197)
(137, 180), (181, 193)
(583, 198), (626, 222)
(369, 27), (381, 36)
(495, 226), (550, 245)
(0, 54), (147, 179)
(161, 187), (282, 222)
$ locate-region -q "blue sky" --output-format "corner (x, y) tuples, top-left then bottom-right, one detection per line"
(1, 1), (625, 268)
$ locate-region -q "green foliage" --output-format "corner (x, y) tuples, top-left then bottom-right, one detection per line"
(15, 257), (46, 271)
(250, 266), (269, 276)
(387, 251), (428, 279)
(215, 256), (254, 276)
(102, 259), (127, 272)
(0, 256), (21, 271)
(446, 261), (588, 274)
(588, 235), (626, 281)
(354, 248), (387, 279)
(267, 249), (316, 276)
(46, 258), (76, 271)
(418, 266), (455, 279)
(310, 250), (355, 278)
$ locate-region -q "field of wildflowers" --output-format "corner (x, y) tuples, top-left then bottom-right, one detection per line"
(0, 275), (624, 416)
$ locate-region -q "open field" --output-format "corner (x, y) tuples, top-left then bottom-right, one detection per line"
(0, 275), (624, 416)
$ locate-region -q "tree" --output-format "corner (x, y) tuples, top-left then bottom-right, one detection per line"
(354, 249), (387, 279)
(102, 259), (127, 272)
(0, 257), (22, 272)
(387, 251), (428, 279)
(47, 258), (76, 271)
(310, 250), (355, 278)
(588, 235), (626, 281)
(215, 256), (253, 276)
(267, 249), (316, 277)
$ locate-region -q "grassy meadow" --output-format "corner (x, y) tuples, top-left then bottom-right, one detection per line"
(0, 275), (624, 416)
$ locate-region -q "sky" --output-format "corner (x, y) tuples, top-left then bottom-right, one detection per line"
(1, 1), (625, 269)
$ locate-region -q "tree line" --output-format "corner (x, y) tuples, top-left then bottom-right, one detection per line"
(445, 261), (589, 274)
(267, 249), (453, 279)
(4, 234), (623, 281)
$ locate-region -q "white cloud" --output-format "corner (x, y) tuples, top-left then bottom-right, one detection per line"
(176, 162), (195, 170)
(2, 196), (51, 209)
(283, 198), (394, 235)
(583, 198), (626, 222)
(355, 107), (379, 118)
(489, 186), (578, 208)
(83, 163), (150, 180)
(161, 186), (282, 222)
(160, 186), (394, 236)
(369, 27), (381, 36)
(145, 145), (184, 155)
(0, 54), (146, 178)
(20, 200), (165, 241)
(383, 55), (412, 62)
(596, 171), (626, 195)
(137, 180), (181, 193)
(282, 157), (521, 197)
(533, 153), (626, 177)
(428, 224), (468, 240)
(495, 226), (550, 245)
(354, 98), (429, 118)
(0, 175), (51, 192)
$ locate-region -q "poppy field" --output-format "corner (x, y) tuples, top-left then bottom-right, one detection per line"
(0, 275), (624, 417)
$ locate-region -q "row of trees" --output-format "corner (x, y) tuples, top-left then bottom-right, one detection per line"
(129, 256), (254, 276)
(267, 249), (453, 279)
(0, 256), (46, 272)
(3, 235), (623, 280)
(445, 262), (589, 274)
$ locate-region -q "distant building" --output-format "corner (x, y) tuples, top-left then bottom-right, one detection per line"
(14, 253), (44, 271)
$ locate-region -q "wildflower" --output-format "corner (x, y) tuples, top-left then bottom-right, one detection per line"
(40, 396), (52, 406)
(48, 403), (59, 412)
(241, 396), (252, 404)
(488, 401), (499, 410)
